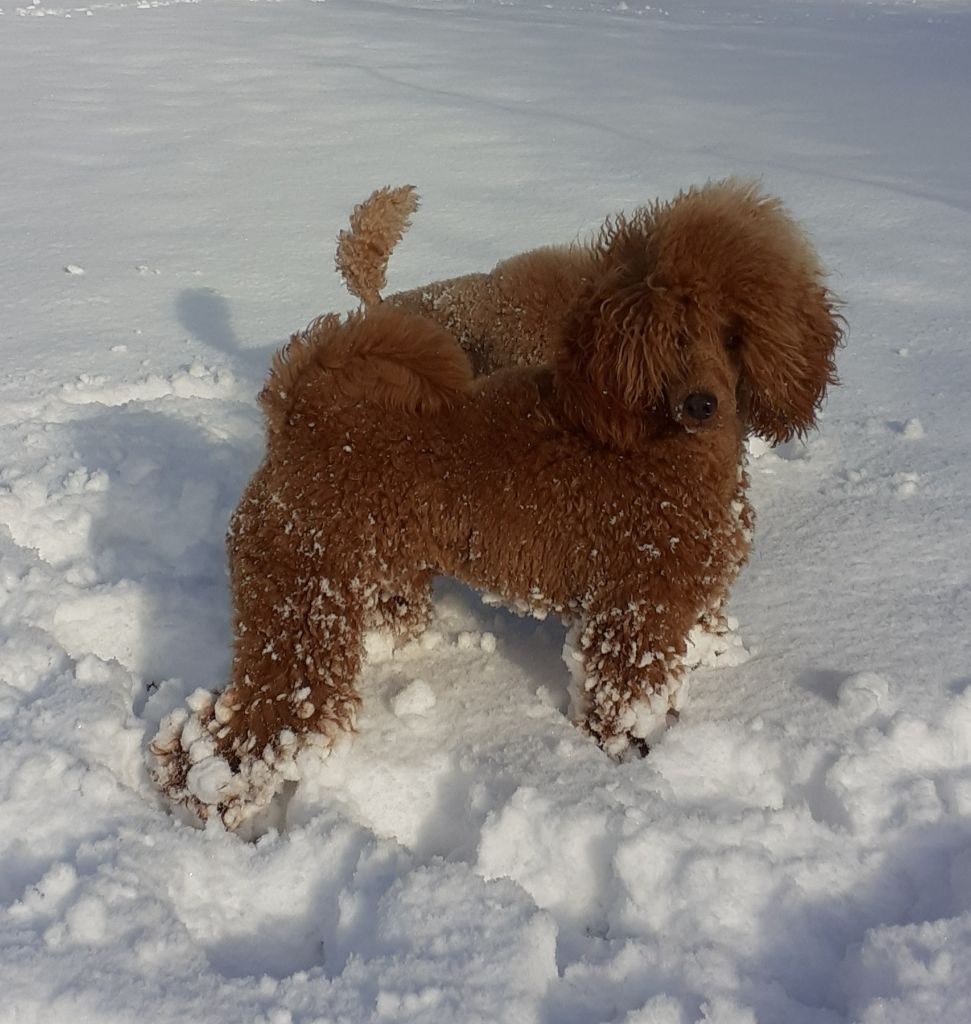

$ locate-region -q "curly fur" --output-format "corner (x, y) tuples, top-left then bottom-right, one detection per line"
(335, 184), (420, 307)
(337, 179), (842, 442)
(150, 182), (841, 830)
(261, 310), (473, 431)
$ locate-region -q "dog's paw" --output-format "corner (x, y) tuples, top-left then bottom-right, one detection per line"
(148, 688), (335, 830)
(581, 676), (687, 759)
(623, 682), (686, 752)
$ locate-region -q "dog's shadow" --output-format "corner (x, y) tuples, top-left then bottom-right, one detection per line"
(176, 287), (279, 381)
(59, 289), (271, 727)
(66, 404), (259, 720)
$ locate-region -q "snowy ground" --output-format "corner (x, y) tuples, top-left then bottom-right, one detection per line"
(2, 0), (971, 1021)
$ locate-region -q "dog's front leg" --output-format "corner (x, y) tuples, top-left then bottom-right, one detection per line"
(570, 598), (697, 757)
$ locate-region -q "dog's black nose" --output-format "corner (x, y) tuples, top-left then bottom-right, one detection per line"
(683, 392), (718, 422)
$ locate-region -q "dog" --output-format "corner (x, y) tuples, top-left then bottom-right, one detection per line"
(151, 181), (841, 829)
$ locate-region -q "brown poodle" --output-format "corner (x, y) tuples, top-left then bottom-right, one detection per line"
(151, 181), (841, 829)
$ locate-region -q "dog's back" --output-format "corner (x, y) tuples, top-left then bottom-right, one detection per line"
(259, 308), (474, 435)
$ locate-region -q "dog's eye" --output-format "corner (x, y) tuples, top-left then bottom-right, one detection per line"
(725, 330), (743, 351)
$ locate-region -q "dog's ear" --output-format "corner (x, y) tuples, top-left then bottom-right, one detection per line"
(554, 282), (680, 450)
(554, 214), (683, 449)
(695, 183), (844, 444)
(738, 280), (843, 444)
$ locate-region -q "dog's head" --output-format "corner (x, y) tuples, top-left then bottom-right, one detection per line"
(555, 180), (843, 450)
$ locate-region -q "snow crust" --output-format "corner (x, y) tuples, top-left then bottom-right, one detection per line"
(3, 0), (971, 1021)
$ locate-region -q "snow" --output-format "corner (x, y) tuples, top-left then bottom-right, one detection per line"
(2, 0), (971, 1021)
(392, 679), (438, 717)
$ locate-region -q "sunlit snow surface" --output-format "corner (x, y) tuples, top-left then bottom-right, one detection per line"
(2, 0), (971, 1021)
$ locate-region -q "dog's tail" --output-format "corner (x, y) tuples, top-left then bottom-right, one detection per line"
(335, 185), (419, 307)
(260, 307), (472, 434)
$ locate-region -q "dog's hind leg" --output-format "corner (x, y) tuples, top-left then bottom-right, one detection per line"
(150, 571), (367, 829)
